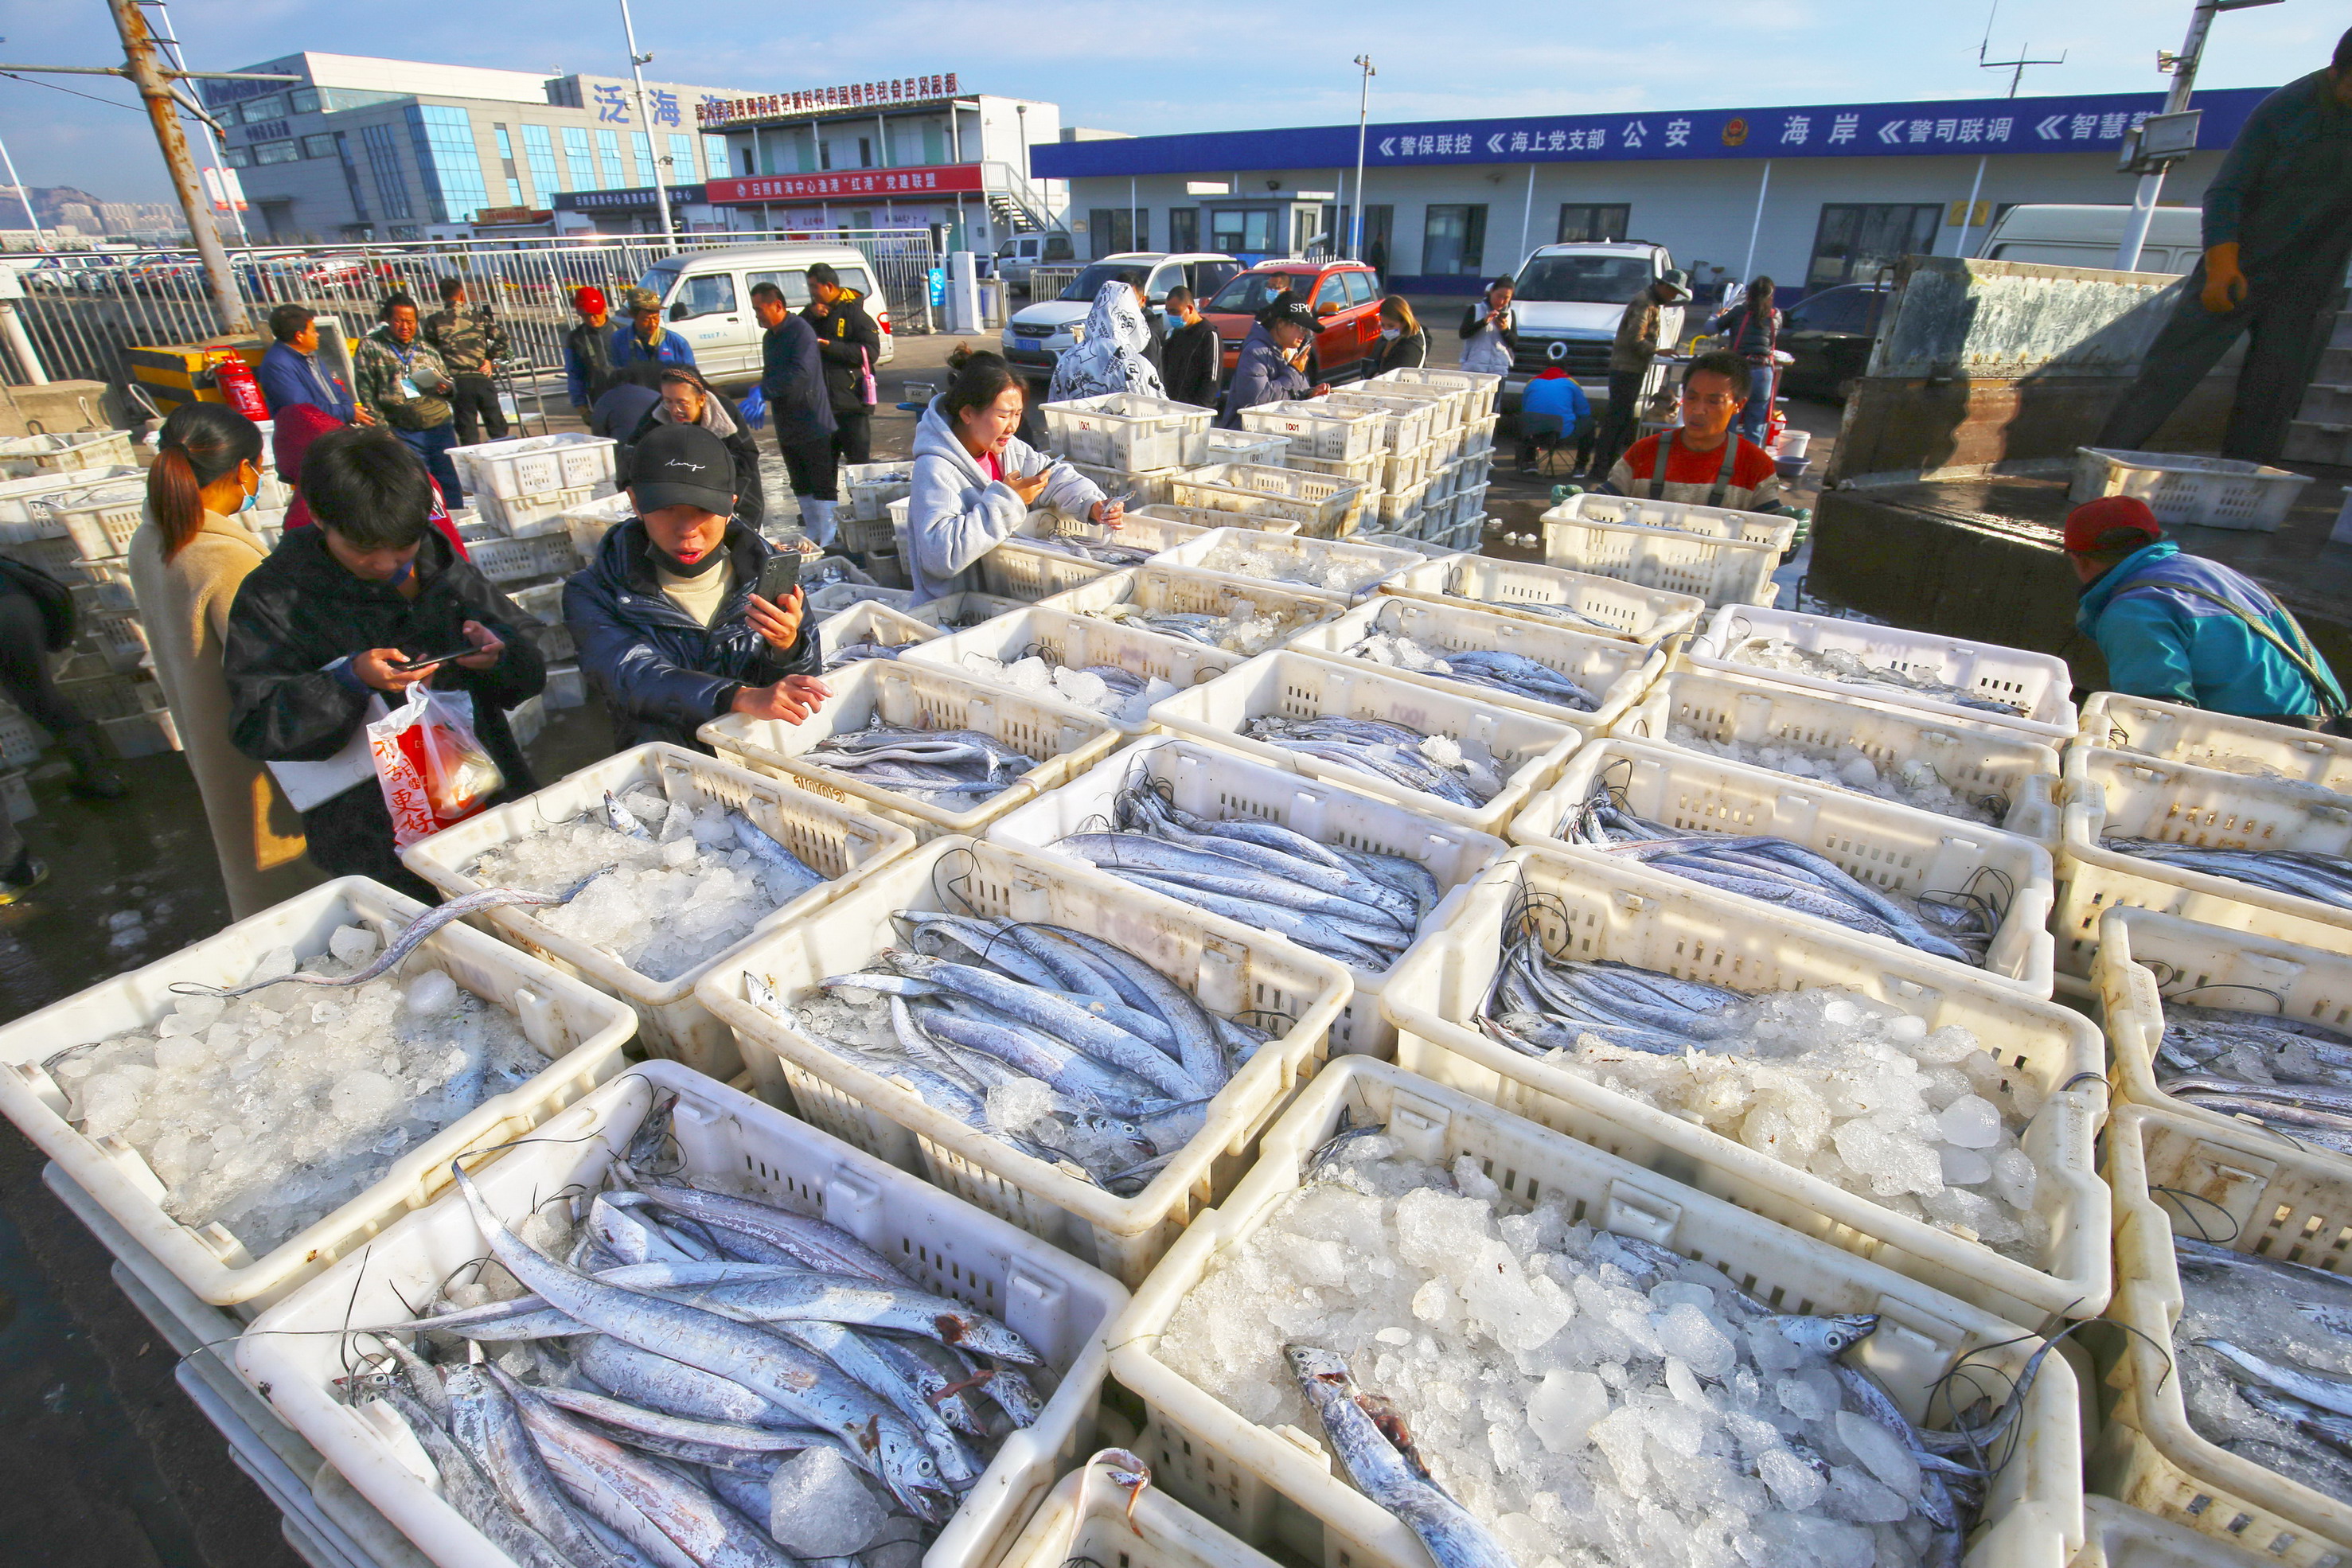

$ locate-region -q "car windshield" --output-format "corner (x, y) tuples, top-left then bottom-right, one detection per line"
(1513, 255), (1655, 303)
(638, 260), (682, 300)
(1208, 270), (1316, 314)
(1059, 262), (1149, 302)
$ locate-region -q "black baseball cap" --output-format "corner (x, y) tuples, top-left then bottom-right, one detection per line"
(1259, 291), (1318, 333)
(630, 423), (737, 514)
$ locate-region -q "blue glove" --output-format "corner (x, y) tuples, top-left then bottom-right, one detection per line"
(739, 384), (767, 428)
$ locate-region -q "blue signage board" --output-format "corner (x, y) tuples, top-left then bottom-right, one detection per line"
(553, 185), (707, 212)
(1032, 86), (2275, 180)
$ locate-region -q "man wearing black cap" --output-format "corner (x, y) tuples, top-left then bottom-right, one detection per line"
(563, 423), (827, 750)
(1218, 291), (1331, 428)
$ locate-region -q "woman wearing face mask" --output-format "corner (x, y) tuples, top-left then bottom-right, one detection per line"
(624, 366), (766, 532)
(906, 348), (1120, 603)
(1048, 279), (1165, 402)
(131, 404), (322, 916)
(1371, 296), (1426, 374)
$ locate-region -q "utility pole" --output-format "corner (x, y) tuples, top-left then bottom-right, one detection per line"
(1351, 56), (1375, 262)
(2114, 0), (2281, 271)
(616, 0), (673, 248)
(1954, 6), (2065, 259)
(142, 0), (249, 250)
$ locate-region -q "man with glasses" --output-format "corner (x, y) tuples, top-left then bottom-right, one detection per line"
(1598, 349), (1788, 513)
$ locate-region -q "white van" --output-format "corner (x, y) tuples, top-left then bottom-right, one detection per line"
(635, 244), (895, 385)
(1976, 205), (2204, 275)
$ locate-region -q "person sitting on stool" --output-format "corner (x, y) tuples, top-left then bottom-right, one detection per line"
(1516, 367), (1593, 475)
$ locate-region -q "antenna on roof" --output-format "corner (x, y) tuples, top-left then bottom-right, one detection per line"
(1950, 1), (2065, 257)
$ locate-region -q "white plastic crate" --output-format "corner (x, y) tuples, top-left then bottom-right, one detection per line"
(987, 734), (1504, 1057)
(1032, 564), (1344, 651)
(464, 531), (579, 584)
(807, 580), (915, 616)
(817, 597), (943, 660)
(2094, 904), (2352, 1171)
(840, 458), (917, 522)
(1382, 846), (2106, 1323)
(1423, 451), (1461, 502)
(1371, 476), (1431, 532)
(1441, 482), (1491, 532)
(900, 603), (1246, 736)
(506, 580), (564, 626)
(1042, 392), (1214, 470)
(2070, 447), (2312, 532)
(2078, 692), (2352, 793)
(559, 489), (634, 563)
(1200, 428), (1289, 468)
(0, 700), (46, 766)
(700, 657), (1124, 838)
(1323, 390), (1437, 454)
(1146, 650), (1585, 837)
(237, 1060), (1129, 1568)
(908, 590), (1028, 629)
(1458, 410), (1499, 455)
(1110, 1056), (2085, 1568)
(1424, 516), (1484, 553)
(696, 837), (1351, 1287)
(1542, 497), (1788, 607)
(453, 432), (616, 499)
(1289, 594), (1663, 732)
(1565, 490), (1800, 550)
(0, 427), (136, 476)
(1381, 553), (1706, 644)
(1381, 441), (1436, 494)
(1124, 501), (1301, 538)
(1615, 665), (2065, 842)
(1350, 529), (1460, 558)
(0, 464), (138, 532)
(1686, 603), (2077, 739)
(1359, 372), (1466, 434)
(0, 876), (634, 1311)
(1512, 735), (2058, 993)
(2097, 1102), (2352, 1563)
(1280, 446), (1387, 489)
(968, 539), (1124, 603)
(2056, 747), (2352, 977)
(37, 481), (146, 560)
(995, 1458), (1285, 1568)
(1166, 463), (1366, 537)
(1152, 526), (1423, 606)
(1235, 399), (1385, 461)
(1373, 364), (1501, 419)
(1067, 461), (1178, 509)
(2070, 1496), (2278, 1568)
(476, 483), (605, 539)
(400, 743), (914, 1082)
(1017, 506), (1213, 559)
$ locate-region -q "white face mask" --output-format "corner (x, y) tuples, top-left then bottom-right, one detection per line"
(1379, 326), (1402, 341)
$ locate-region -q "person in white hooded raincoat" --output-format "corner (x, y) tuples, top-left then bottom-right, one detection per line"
(1048, 280), (1166, 402)
(905, 349), (1125, 603)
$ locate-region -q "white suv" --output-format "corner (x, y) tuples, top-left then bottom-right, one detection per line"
(1001, 252), (1243, 384)
(1501, 242), (1679, 410)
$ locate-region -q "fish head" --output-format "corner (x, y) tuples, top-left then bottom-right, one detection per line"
(1284, 1343), (1355, 1404)
(938, 1315), (1041, 1367)
(870, 1417), (954, 1520)
(1771, 1312), (1880, 1357)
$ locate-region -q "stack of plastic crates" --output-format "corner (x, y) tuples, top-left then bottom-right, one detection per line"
(1042, 392), (1215, 514)
(452, 432), (618, 538)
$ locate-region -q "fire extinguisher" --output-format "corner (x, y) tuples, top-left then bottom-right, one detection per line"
(208, 351), (268, 421)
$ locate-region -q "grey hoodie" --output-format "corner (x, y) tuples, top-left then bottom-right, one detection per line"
(904, 396), (1106, 603)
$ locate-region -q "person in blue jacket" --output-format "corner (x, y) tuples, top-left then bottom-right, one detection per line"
(257, 305), (364, 425)
(2068, 495), (2345, 727)
(1216, 293), (1328, 428)
(564, 423), (825, 751)
(1515, 367), (1593, 476)
(610, 287), (697, 372)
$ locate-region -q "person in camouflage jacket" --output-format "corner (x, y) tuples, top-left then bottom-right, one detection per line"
(353, 293), (464, 504)
(423, 277), (513, 445)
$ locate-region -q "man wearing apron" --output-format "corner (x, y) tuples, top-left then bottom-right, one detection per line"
(1600, 349), (1789, 512)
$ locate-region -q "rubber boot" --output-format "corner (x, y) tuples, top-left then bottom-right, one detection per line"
(60, 725), (127, 802)
(800, 497), (838, 548)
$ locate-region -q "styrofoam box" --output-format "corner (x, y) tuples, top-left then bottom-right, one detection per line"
(993, 1457), (1285, 1568)
(1042, 392), (1214, 471)
(1544, 494), (1792, 607)
(902, 603), (1245, 736)
(0, 876), (635, 1310)
(453, 432), (617, 499)
(1150, 527), (1426, 606)
(2055, 749), (2352, 977)
(1235, 399), (1385, 461)
(696, 837), (1352, 1287)
(1164, 463), (1367, 539)
(817, 597), (944, 660)
(1017, 506), (1212, 559)
(1382, 846), (2107, 1323)
(238, 1061), (1130, 1568)
(1147, 650), (1586, 837)
(700, 658), (1124, 839)
(2069, 1496), (2279, 1568)
(400, 743), (914, 1085)
(1686, 602), (2077, 739)
(2070, 447), (2312, 532)
(1614, 665), (2065, 844)
(1032, 564), (1344, 651)
(1289, 594), (1664, 732)
(1513, 736), (2058, 994)
(1380, 553), (1706, 644)
(988, 735), (1504, 1057)
(2095, 904), (2352, 1172)
(2097, 1102), (2352, 1563)
(1110, 1056), (2085, 1568)
(2078, 692), (2352, 794)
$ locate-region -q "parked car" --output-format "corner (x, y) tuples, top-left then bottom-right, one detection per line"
(994, 231), (1078, 294)
(1500, 241), (1679, 411)
(1777, 283), (1892, 403)
(1000, 252), (1243, 385)
(1200, 258), (1386, 385)
(635, 244), (894, 384)
(1976, 203), (2203, 274)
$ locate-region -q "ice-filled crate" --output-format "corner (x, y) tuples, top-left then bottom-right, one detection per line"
(2077, 692), (2352, 794)
(1546, 492), (1795, 607)
(1152, 527), (1424, 605)
(1031, 564), (1343, 653)
(901, 603), (1243, 735)
(1381, 553), (1705, 644)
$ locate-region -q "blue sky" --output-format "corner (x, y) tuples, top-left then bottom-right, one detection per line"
(2, 0), (2333, 205)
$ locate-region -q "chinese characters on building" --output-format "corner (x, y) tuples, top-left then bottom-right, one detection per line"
(698, 74), (961, 127)
(1370, 99), (2163, 163)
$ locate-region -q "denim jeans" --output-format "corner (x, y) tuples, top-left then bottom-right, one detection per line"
(1737, 363), (1774, 446)
(394, 422), (465, 509)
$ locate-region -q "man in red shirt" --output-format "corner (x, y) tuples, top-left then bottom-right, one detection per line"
(1601, 349), (1788, 513)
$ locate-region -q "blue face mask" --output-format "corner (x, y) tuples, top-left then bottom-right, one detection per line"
(237, 468), (259, 513)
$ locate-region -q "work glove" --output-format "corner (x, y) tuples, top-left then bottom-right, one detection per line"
(2199, 243), (2246, 314)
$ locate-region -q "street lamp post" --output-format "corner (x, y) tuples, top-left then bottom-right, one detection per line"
(616, 0), (674, 249)
(1351, 56), (1374, 261)
(2114, 0), (2281, 271)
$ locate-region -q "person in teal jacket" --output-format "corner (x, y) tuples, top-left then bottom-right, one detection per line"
(2067, 495), (2345, 725)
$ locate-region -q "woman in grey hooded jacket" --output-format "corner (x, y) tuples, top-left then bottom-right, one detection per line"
(905, 349), (1120, 603)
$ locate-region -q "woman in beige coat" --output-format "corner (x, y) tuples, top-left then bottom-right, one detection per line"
(129, 404), (321, 919)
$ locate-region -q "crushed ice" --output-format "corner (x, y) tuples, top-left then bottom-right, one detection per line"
(1665, 722), (2004, 825)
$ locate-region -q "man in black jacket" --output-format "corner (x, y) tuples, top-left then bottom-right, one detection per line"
(564, 423), (826, 751)
(802, 263), (882, 471)
(225, 427), (544, 902)
(754, 281), (839, 546)
(1160, 287), (1221, 409)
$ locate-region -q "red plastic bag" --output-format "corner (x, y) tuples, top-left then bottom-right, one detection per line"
(369, 685), (503, 846)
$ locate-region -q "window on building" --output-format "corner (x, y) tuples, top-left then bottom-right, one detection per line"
(1556, 204), (1631, 244)
(405, 104), (490, 222)
(629, 133), (656, 187)
(288, 87), (320, 114)
(819, 138), (833, 172)
(254, 140), (301, 165)
(1360, 205), (1394, 275)
(1089, 209), (1142, 258)
(670, 133), (698, 182)
(1209, 209), (1276, 255)
(857, 137), (874, 169)
(238, 94), (285, 125)
(596, 129), (624, 189)
(360, 121), (411, 220)
(492, 123), (528, 206)
(333, 130), (369, 221)
(1167, 207), (1199, 252)
(704, 135), (729, 180)
(922, 122), (946, 163)
(1421, 205), (1487, 276)
(301, 133), (337, 160)
(561, 127), (596, 192)
(523, 124), (564, 194)
(225, 146), (252, 169)
(1808, 203), (1941, 289)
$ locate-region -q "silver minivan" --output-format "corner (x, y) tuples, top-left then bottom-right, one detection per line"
(636, 244), (896, 384)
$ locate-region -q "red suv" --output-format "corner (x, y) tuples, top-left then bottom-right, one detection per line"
(1203, 259), (1386, 385)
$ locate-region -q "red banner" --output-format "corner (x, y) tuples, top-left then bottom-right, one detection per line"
(704, 164), (985, 204)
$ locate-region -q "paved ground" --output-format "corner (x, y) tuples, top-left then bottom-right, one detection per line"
(0, 322), (1839, 1564)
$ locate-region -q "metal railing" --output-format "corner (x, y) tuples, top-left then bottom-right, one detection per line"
(5, 229), (942, 392)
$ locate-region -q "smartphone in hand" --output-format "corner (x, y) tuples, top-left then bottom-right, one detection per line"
(390, 646), (476, 673)
(755, 552), (801, 605)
